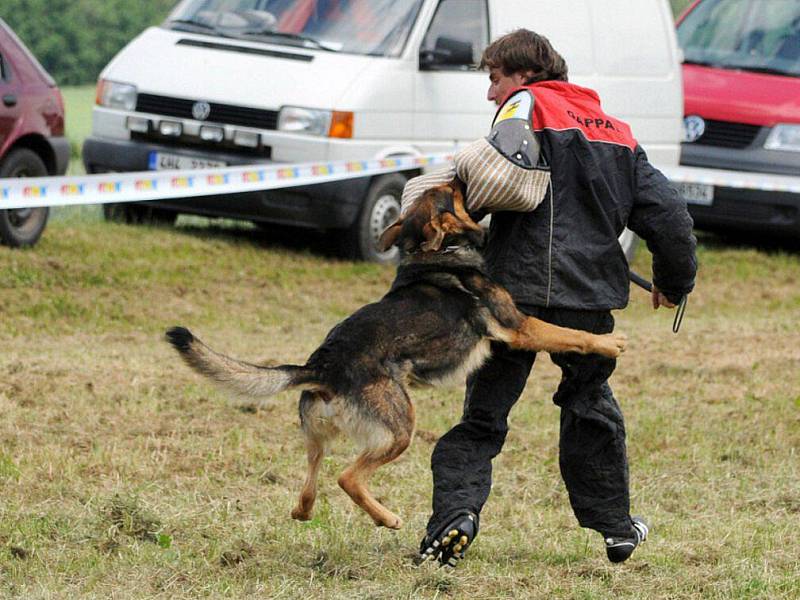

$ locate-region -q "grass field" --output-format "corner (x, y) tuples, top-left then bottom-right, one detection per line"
(1, 219), (798, 599)
(61, 86), (95, 169)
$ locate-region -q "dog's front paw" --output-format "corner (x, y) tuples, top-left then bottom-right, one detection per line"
(597, 333), (627, 358)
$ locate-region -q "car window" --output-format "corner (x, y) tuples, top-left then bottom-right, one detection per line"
(678, 0), (800, 77)
(0, 51), (9, 82)
(421, 0), (489, 69)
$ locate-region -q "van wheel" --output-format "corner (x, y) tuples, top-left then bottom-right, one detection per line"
(103, 203), (177, 226)
(0, 148), (50, 248)
(341, 173), (406, 263)
(619, 228), (639, 263)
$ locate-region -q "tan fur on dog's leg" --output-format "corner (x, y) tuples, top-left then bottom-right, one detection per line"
(510, 317), (627, 358)
(337, 437), (410, 529)
(291, 436), (325, 521)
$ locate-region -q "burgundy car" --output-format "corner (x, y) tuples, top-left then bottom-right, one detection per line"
(0, 18), (69, 247)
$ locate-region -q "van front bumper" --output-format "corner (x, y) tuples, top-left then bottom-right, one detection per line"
(680, 141), (800, 236)
(82, 136), (370, 229)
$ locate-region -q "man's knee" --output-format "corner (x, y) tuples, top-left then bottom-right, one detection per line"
(431, 419), (509, 462)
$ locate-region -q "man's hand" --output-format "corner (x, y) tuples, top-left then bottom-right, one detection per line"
(651, 285), (676, 309)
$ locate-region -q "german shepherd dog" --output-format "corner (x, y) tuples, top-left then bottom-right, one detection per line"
(166, 178), (626, 530)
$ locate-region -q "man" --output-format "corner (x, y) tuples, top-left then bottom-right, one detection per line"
(417, 29), (697, 567)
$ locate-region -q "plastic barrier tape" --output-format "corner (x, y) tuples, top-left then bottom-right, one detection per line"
(1, 157), (798, 211)
(0, 154), (454, 210)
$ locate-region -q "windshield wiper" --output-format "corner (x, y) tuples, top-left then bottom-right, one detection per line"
(683, 58), (723, 68)
(236, 30), (338, 51)
(166, 19), (218, 32)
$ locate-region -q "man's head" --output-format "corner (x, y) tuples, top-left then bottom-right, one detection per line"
(480, 29), (568, 105)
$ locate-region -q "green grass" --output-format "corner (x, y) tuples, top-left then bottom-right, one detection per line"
(0, 224), (798, 598)
(61, 85), (95, 168)
(54, 84), (101, 222)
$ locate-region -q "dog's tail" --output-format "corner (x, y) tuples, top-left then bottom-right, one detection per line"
(165, 326), (320, 398)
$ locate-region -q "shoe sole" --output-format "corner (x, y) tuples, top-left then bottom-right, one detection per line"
(419, 514), (476, 568)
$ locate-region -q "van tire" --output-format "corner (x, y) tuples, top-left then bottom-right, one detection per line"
(0, 148), (50, 248)
(102, 203), (178, 226)
(341, 173), (406, 263)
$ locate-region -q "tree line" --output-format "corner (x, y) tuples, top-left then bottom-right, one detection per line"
(2, 0), (175, 85)
(2, 0), (694, 87)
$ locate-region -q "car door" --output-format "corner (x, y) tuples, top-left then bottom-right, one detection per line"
(413, 0), (491, 144)
(0, 39), (23, 153)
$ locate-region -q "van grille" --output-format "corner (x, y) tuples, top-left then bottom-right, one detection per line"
(693, 119), (762, 149)
(136, 93), (279, 130)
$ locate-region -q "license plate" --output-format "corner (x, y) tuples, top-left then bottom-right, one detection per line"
(148, 152), (227, 171)
(675, 181), (714, 206)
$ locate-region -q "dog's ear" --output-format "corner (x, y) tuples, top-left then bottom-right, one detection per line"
(449, 176), (466, 200)
(378, 219), (403, 251)
(446, 177), (483, 232)
(420, 218), (446, 252)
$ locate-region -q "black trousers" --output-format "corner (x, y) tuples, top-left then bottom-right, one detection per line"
(426, 307), (635, 539)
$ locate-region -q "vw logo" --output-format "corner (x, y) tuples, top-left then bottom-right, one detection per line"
(683, 115), (706, 143)
(192, 101), (211, 121)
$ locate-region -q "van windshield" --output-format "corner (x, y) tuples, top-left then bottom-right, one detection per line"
(165, 0), (424, 57)
(677, 0), (800, 77)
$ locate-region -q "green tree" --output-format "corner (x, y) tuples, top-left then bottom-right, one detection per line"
(1, 0), (175, 85)
(670, 0), (695, 17)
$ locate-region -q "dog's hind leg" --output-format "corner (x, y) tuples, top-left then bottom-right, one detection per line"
(292, 390), (337, 522)
(337, 380), (415, 529)
(291, 434), (325, 522)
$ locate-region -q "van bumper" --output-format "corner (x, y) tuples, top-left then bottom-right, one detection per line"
(680, 142), (800, 236)
(82, 136), (370, 229)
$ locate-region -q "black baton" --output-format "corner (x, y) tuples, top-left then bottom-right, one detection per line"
(629, 270), (687, 334)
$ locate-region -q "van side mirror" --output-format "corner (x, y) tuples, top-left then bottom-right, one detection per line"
(419, 36), (474, 70)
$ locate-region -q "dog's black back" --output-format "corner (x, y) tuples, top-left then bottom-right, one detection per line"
(305, 252), (492, 395)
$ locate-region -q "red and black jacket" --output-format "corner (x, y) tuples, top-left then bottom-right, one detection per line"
(483, 81), (697, 310)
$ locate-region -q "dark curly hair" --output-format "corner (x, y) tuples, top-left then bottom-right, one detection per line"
(479, 29), (568, 83)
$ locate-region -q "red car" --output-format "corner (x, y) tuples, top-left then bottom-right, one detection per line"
(676, 1), (800, 236)
(0, 18), (69, 247)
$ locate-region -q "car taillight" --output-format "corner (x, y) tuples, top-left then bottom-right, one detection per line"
(51, 88), (66, 135)
(54, 88), (65, 114)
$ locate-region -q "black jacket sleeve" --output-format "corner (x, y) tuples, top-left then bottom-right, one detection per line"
(627, 146), (697, 303)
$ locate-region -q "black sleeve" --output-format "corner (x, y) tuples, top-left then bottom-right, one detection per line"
(627, 146), (697, 303)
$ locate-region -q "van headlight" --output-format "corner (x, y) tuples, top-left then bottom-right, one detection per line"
(96, 80), (138, 111)
(277, 107), (354, 138)
(277, 106), (332, 136)
(764, 124), (800, 153)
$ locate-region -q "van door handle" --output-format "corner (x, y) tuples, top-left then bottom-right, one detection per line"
(2, 94), (16, 107)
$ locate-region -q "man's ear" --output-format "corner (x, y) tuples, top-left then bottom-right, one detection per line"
(378, 220), (403, 251)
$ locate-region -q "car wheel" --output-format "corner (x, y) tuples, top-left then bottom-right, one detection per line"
(102, 203), (177, 226)
(0, 148), (50, 248)
(341, 173), (406, 263)
(619, 227), (639, 264)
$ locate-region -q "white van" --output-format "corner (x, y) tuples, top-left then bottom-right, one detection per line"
(83, 0), (682, 262)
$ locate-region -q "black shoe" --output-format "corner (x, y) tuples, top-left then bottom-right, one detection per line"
(418, 512), (477, 568)
(605, 517), (649, 563)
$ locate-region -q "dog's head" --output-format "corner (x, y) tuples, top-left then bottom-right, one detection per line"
(379, 178), (485, 254)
